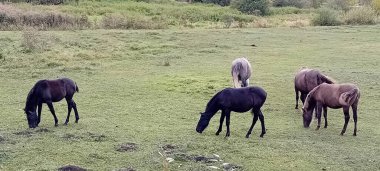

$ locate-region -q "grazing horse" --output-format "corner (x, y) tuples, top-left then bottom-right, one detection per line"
(24, 78), (79, 128)
(231, 58), (252, 88)
(196, 86), (267, 138)
(294, 68), (335, 109)
(302, 83), (360, 136)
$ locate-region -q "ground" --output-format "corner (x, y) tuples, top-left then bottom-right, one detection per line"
(0, 26), (379, 170)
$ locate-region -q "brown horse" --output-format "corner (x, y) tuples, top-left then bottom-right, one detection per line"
(302, 83), (360, 136)
(24, 78), (79, 128)
(294, 68), (335, 109)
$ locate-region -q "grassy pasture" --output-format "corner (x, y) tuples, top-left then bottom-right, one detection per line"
(0, 26), (380, 170)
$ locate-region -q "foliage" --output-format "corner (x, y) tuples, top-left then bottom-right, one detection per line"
(193, 0), (231, 6)
(325, 0), (351, 11)
(272, 0), (311, 8)
(312, 7), (342, 25)
(231, 0), (270, 15)
(344, 6), (377, 25)
(372, 0), (380, 12)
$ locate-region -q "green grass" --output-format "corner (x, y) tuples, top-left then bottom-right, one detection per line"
(0, 26), (380, 170)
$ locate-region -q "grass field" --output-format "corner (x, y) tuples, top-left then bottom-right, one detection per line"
(0, 26), (380, 170)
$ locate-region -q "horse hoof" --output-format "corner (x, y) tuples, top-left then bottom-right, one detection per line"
(215, 132), (220, 136)
(245, 134), (250, 138)
(260, 134), (264, 138)
(353, 133), (357, 136)
(316, 126), (320, 130)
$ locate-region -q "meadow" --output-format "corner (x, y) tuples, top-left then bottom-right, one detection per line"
(0, 25), (380, 170)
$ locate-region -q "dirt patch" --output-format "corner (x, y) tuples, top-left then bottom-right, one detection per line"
(58, 165), (87, 171)
(116, 143), (138, 152)
(14, 130), (33, 137)
(61, 133), (83, 141)
(161, 144), (178, 155)
(36, 128), (52, 133)
(114, 167), (135, 171)
(0, 135), (5, 143)
(87, 132), (107, 142)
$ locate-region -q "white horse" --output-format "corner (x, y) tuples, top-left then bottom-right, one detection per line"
(231, 58), (252, 88)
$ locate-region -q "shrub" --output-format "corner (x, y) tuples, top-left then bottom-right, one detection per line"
(344, 7), (377, 25)
(231, 0), (270, 15)
(272, 0), (311, 8)
(101, 14), (167, 29)
(0, 4), (90, 30)
(312, 8), (342, 26)
(325, 0), (351, 11)
(372, 0), (380, 13)
(269, 6), (302, 15)
(193, 0), (231, 6)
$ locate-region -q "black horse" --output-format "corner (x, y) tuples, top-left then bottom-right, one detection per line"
(196, 86), (267, 138)
(24, 78), (79, 128)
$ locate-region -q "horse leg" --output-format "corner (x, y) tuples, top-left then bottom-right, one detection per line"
(241, 80), (247, 87)
(72, 100), (79, 123)
(64, 99), (73, 125)
(258, 109), (266, 137)
(300, 93), (307, 105)
(340, 107), (350, 136)
(295, 88), (299, 109)
(352, 103), (358, 136)
(323, 105), (328, 128)
(315, 103), (322, 130)
(225, 110), (231, 137)
(47, 102), (58, 126)
(37, 103), (42, 126)
(246, 109), (259, 138)
(216, 111), (226, 135)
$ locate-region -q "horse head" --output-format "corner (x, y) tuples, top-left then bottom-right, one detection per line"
(196, 112), (212, 133)
(25, 110), (38, 128)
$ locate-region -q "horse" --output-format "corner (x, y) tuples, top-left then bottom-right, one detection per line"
(294, 68), (335, 109)
(231, 58), (252, 88)
(24, 78), (79, 128)
(302, 83), (360, 136)
(196, 86), (267, 138)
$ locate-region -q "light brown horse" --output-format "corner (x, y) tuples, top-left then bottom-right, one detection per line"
(294, 68), (335, 109)
(302, 83), (360, 136)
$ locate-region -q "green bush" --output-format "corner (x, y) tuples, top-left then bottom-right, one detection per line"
(325, 0), (350, 11)
(193, 0), (231, 6)
(344, 7), (377, 25)
(312, 8), (342, 26)
(231, 0), (270, 15)
(372, 0), (380, 13)
(272, 0), (311, 8)
(269, 6), (302, 15)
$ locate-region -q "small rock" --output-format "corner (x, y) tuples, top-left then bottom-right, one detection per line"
(166, 157), (174, 163)
(206, 159), (219, 163)
(213, 154), (220, 159)
(208, 166), (220, 169)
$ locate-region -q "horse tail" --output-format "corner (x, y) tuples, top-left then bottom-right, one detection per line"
(75, 82), (79, 92)
(339, 88), (360, 106)
(231, 62), (242, 88)
(319, 74), (335, 84)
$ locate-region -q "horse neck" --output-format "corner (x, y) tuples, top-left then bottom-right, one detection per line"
(204, 93), (220, 115)
(25, 89), (38, 112)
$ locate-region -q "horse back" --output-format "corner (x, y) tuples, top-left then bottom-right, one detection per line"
(36, 78), (77, 102)
(219, 87), (266, 112)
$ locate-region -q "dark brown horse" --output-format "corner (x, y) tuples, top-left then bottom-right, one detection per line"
(294, 68), (335, 109)
(302, 83), (360, 136)
(24, 78), (79, 128)
(196, 86), (267, 138)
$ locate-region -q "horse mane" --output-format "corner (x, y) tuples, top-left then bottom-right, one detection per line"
(25, 86), (36, 111)
(204, 91), (222, 115)
(319, 73), (336, 84)
(303, 86), (319, 111)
